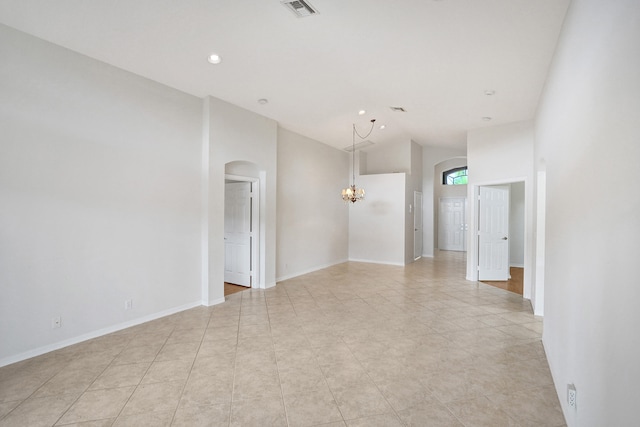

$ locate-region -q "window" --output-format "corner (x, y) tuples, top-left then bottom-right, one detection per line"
(443, 166), (468, 185)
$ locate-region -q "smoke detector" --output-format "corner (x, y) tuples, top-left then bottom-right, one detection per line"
(281, 0), (319, 18)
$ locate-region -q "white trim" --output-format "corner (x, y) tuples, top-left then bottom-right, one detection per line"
(276, 259), (349, 282)
(533, 170), (547, 317)
(0, 301), (202, 368)
(510, 263), (525, 268)
(201, 101), (210, 305)
(467, 176), (532, 300)
(348, 258), (405, 266)
(205, 297), (226, 307)
(225, 174), (261, 289)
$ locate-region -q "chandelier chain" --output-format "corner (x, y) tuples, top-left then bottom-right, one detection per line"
(342, 119), (376, 203)
(351, 119), (376, 182)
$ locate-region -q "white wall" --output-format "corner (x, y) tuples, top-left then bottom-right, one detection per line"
(355, 140), (422, 265)
(509, 181), (525, 267)
(204, 97), (278, 302)
(422, 146), (467, 257)
(535, 0), (640, 424)
(363, 141), (411, 174)
(466, 121), (535, 303)
(276, 128), (349, 280)
(348, 173), (406, 265)
(0, 25), (203, 365)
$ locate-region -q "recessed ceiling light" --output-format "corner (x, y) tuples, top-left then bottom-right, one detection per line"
(257, 98), (269, 105)
(482, 116), (492, 121)
(358, 110), (366, 115)
(379, 125), (386, 130)
(484, 90), (496, 96)
(207, 53), (222, 64)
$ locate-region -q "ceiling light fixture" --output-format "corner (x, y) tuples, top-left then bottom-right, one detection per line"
(379, 125), (386, 130)
(358, 110), (366, 116)
(342, 119), (376, 203)
(207, 53), (222, 64)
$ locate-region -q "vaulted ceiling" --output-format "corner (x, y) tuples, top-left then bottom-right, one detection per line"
(0, 0), (571, 150)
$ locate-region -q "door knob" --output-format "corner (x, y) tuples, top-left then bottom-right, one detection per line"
(502, 237), (508, 240)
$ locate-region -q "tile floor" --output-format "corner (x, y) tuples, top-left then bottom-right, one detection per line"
(0, 251), (566, 426)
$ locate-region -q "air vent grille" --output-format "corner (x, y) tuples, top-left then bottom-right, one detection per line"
(390, 106), (407, 112)
(281, 0), (319, 18)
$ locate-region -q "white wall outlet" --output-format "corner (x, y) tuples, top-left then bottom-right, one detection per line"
(567, 383), (577, 409)
(124, 299), (133, 310)
(51, 316), (61, 329)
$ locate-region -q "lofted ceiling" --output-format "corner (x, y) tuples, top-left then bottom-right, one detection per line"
(0, 0), (571, 150)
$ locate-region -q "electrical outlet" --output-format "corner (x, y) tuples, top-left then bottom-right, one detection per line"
(124, 299), (133, 310)
(567, 384), (577, 409)
(51, 316), (61, 329)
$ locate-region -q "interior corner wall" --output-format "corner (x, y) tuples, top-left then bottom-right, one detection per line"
(466, 121), (534, 302)
(422, 146), (467, 257)
(534, 0), (640, 424)
(363, 140), (411, 174)
(276, 128), (349, 280)
(348, 173), (406, 265)
(204, 96), (278, 299)
(0, 24), (203, 365)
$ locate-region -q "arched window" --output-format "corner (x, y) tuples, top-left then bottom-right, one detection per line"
(443, 166), (468, 185)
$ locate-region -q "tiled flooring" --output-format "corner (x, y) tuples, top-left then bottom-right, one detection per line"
(0, 251), (566, 426)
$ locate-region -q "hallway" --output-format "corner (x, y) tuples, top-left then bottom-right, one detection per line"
(0, 252), (564, 426)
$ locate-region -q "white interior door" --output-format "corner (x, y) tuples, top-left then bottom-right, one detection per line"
(478, 185), (510, 281)
(224, 181), (252, 287)
(439, 198), (466, 251)
(414, 191), (423, 260)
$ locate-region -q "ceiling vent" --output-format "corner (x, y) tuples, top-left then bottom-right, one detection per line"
(344, 140), (375, 152)
(390, 106), (407, 112)
(281, 0), (319, 18)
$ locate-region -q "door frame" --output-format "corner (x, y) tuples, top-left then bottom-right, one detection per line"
(225, 174), (260, 288)
(414, 191), (423, 260)
(438, 196), (467, 252)
(467, 177), (531, 299)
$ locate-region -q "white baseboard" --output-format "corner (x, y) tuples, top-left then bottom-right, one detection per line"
(510, 263), (525, 268)
(348, 258), (405, 267)
(204, 297), (225, 307)
(0, 300), (202, 368)
(276, 259), (348, 282)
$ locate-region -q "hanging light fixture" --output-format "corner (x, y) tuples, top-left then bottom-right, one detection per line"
(342, 119), (376, 203)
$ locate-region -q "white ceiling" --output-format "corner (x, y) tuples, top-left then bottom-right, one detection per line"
(0, 0), (570, 150)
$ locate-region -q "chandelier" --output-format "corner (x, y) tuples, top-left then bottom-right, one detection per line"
(342, 119), (376, 203)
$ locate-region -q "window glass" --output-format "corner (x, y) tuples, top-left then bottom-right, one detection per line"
(443, 167), (468, 185)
